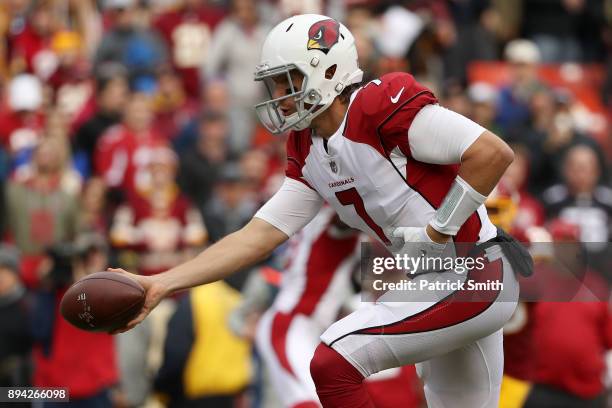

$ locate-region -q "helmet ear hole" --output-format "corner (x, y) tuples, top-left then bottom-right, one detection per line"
(325, 64), (337, 80)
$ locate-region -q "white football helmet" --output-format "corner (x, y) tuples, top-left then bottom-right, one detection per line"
(254, 14), (363, 134)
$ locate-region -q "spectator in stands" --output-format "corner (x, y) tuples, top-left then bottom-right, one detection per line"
(24, 110), (83, 195)
(442, 0), (497, 82)
(60, 0), (102, 58)
(521, 0), (605, 62)
(544, 94), (603, 181)
(110, 145), (207, 276)
(373, 3), (426, 70)
(95, 0), (167, 87)
(203, 78), (230, 112)
(440, 80), (471, 118)
(0, 74), (45, 170)
(172, 79), (230, 154)
(467, 81), (502, 136)
(6, 138), (80, 287)
(177, 110), (233, 214)
(45, 29), (94, 135)
(508, 87), (601, 194)
(351, 26), (378, 84)
(31, 237), (118, 408)
(487, 165), (545, 250)
(115, 318), (152, 408)
(152, 68), (199, 141)
(94, 91), (164, 198)
(487, 189), (539, 408)
(239, 149), (270, 196)
(542, 143), (612, 244)
(505, 88), (557, 168)
(0, 244), (32, 388)
(154, 282), (252, 408)
(202, 162), (257, 244)
(73, 65), (129, 177)
(496, 39), (546, 132)
(202, 0), (270, 153)
(0, 0), (25, 80)
(525, 220), (611, 408)
(152, 0), (226, 99)
(12, 110), (82, 196)
(502, 144), (546, 234)
(7, 0), (59, 79)
(46, 30), (90, 110)
(201, 161), (260, 289)
(79, 177), (109, 235)
(5, 0), (102, 77)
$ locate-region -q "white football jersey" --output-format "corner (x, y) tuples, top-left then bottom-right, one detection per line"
(280, 72), (496, 252)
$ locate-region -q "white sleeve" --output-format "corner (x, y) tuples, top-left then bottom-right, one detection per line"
(254, 178), (324, 237)
(408, 104), (486, 164)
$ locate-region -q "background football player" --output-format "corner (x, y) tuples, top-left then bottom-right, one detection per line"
(253, 207), (423, 408)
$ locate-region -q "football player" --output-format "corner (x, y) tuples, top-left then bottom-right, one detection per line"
(256, 207), (361, 408)
(255, 207), (423, 408)
(112, 14), (524, 408)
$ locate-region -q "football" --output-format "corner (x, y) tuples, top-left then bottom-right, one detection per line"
(60, 271), (145, 333)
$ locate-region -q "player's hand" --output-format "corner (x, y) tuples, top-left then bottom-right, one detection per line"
(392, 226), (448, 275)
(107, 268), (171, 334)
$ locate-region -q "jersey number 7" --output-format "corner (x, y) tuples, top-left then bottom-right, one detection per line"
(335, 187), (390, 245)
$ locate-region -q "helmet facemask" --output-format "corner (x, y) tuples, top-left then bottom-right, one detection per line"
(254, 63), (324, 134)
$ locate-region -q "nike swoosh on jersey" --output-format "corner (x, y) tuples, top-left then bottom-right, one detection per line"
(390, 87), (405, 103)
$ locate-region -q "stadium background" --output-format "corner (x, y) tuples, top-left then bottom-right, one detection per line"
(0, 0), (610, 407)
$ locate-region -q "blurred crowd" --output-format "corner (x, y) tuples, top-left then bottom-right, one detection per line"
(0, 0), (611, 407)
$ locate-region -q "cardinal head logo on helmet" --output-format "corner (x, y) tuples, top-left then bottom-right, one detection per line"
(307, 19), (340, 54)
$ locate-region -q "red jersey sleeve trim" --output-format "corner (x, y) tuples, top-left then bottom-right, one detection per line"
(285, 130), (314, 190)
